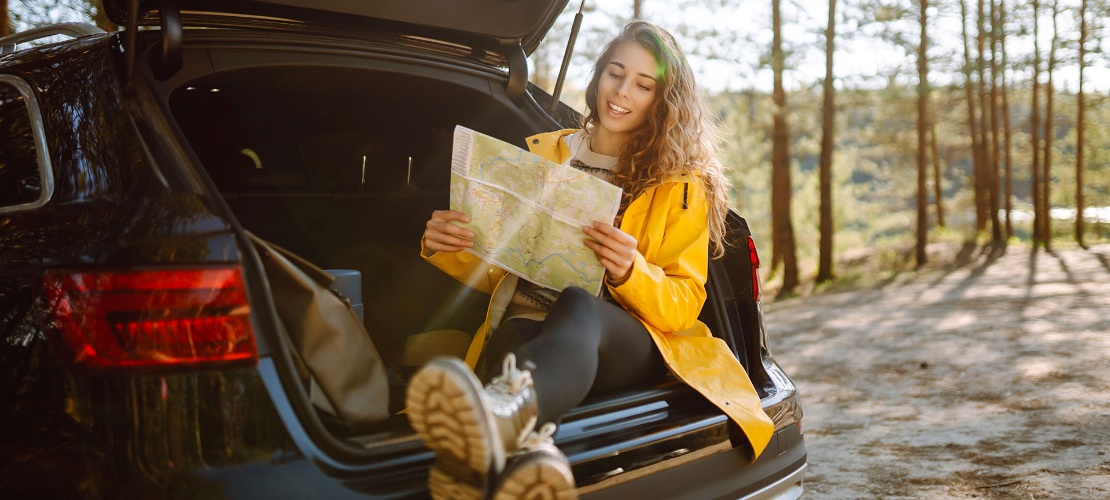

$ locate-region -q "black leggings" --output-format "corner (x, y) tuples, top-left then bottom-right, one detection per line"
(480, 287), (666, 425)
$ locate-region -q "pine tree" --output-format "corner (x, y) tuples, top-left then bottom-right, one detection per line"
(771, 0), (799, 294)
(817, 0), (837, 283)
(916, 0), (930, 267)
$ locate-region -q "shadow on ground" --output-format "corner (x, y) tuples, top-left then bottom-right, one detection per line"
(763, 243), (1110, 499)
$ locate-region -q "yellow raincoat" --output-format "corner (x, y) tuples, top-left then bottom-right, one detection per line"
(421, 129), (775, 458)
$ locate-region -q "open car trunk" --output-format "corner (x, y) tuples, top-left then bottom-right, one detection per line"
(148, 31), (799, 497)
(163, 40), (562, 419)
(170, 60), (522, 393)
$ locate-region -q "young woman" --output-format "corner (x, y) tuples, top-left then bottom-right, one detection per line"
(407, 22), (775, 499)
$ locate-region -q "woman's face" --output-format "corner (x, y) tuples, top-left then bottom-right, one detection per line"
(595, 41), (660, 138)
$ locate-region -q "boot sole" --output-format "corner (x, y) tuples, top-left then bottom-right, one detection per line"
(428, 465), (483, 500)
(406, 358), (506, 494)
(494, 452), (578, 500)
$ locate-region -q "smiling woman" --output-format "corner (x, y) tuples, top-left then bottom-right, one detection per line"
(408, 21), (774, 500)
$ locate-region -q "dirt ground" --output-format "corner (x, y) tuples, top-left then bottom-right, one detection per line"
(763, 243), (1110, 499)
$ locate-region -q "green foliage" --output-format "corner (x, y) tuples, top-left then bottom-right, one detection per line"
(712, 78), (1110, 286)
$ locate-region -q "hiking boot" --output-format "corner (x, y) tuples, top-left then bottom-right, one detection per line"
(406, 354), (539, 499)
(494, 423), (578, 500)
(484, 353), (540, 451)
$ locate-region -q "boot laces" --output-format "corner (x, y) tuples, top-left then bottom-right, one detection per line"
(519, 422), (557, 449)
(489, 353), (533, 395)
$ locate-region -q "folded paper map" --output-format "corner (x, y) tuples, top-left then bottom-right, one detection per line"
(450, 126), (622, 295)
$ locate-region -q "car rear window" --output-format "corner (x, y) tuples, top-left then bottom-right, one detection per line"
(0, 76), (51, 212)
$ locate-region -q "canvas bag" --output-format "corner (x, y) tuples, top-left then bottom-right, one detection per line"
(248, 232), (390, 431)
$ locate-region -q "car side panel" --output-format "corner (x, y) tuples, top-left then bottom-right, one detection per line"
(0, 38), (338, 499)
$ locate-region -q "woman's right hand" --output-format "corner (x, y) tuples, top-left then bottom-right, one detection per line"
(422, 210), (475, 254)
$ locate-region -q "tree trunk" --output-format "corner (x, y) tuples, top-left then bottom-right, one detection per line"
(976, 0), (997, 242)
(1, 0), (10, 38)
(817, 0), (837, 284)
(987, 0), (1003, 246)
(1076, 0), (1087, 248)
(1042, 0), (1058, 249)
(771, 0), (799, 294)
(1031, 0), (1043, 248)
(960, 0), (986, 234)
(1000, 0), (1014, 239)
(930, 116), (945, 228)
(634, 0), (643, 19)
(916, 0), (930, 268)
(94, 1), (119, 33)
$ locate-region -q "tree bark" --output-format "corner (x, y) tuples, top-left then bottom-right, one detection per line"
(959, 0), (986, 234)
(930, 115), (945, 228)
(94, 1), (119, 33)
(1076, 0), (1087, 248)
(1000, 0), (1014, 239)
(772, 0), (799, 294)
(987, 0), (1003, 246)
(634, 0), (643, 19)
(976, 0), (997, 242)
(817, 0), (837, 283)
(916, 0), (930, 268)
(1042, 0), (1058, 249)
(0, 0), (10, 38)
(1031, 0), (1043, 248)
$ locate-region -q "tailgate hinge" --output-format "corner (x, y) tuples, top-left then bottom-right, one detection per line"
(124, 0), (182, 84)
(499, 38), (528, 108)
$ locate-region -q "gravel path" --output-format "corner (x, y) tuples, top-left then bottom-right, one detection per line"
(764, 243), (1110, 499)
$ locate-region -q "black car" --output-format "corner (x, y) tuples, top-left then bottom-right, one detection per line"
(0, 1), (806, 498)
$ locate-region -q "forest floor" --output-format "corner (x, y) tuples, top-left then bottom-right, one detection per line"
(763, 242), (1110, 499)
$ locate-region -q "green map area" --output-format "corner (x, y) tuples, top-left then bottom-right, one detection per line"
(450, 126), (621, 295)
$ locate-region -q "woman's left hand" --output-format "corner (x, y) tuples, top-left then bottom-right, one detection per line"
(583, 222), (638, 285)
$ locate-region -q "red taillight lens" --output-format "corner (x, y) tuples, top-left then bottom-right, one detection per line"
(37, 266), (257, 373)
(747, 236), (762, 301)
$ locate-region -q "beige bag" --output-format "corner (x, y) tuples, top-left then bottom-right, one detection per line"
(248, 232), (389, 431)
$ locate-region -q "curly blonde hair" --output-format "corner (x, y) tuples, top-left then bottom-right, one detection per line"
(583, 21), (732, 258)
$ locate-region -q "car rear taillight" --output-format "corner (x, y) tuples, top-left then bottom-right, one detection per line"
(37, 266), (257, 373)
(747, 236), (762, 301)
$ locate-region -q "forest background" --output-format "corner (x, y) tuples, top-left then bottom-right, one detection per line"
(4, 0), (1108, 297)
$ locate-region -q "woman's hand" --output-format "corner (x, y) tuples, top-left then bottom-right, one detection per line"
(422, 210), (474, 255)
(583, 222), (638, 285)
